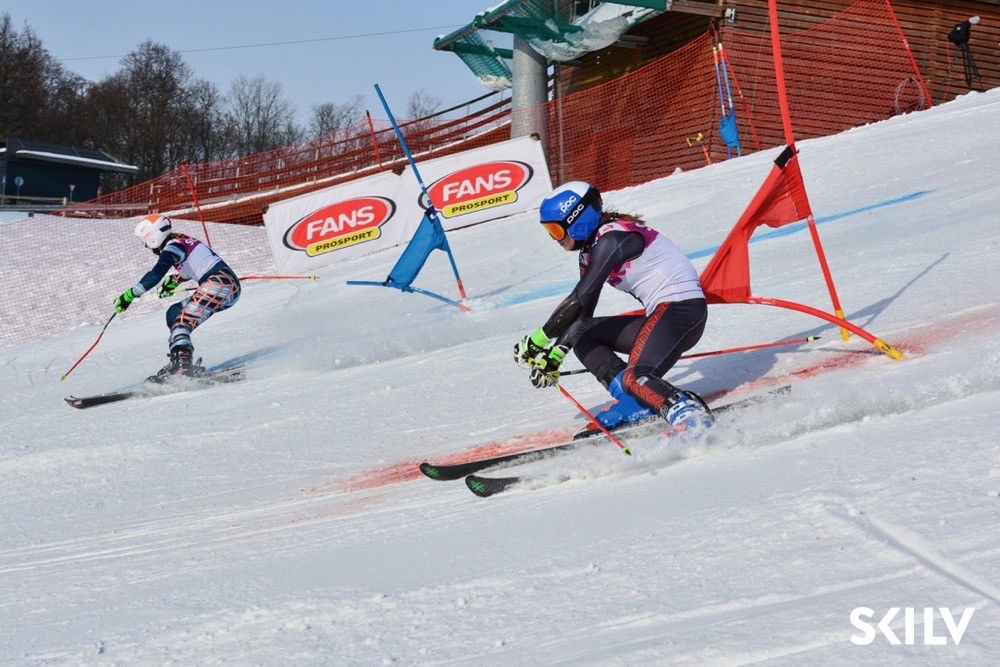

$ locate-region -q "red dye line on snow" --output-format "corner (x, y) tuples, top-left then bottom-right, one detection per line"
(726, 306), (1000, 392)
(319, 306), (1000, 497)
(310, 427), (576, 495)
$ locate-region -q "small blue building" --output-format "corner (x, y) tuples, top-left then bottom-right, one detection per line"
(0, 137), (139, 204)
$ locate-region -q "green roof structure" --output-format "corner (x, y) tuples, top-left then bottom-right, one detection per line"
(434, 1), (670, 90)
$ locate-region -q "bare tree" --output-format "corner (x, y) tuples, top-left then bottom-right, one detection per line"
(1, 22), (226, 181)
(39, 72), (89, 145)
(0, 13), (48, 135)
(401, 90), (443, 153)
(222, 74), (302, 156)
(177, 79), (226, 164)
(309, 95), (363, 138)
(406, 90), (442, 119)
(77, 76), (132, 191)
(101, 40), (197, 180)
(0, 13), (453, 193)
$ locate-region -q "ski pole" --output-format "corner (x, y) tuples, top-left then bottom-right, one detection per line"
(61, 312), (116, 381)
(555, 383), (631, 456)
(556, 336), (820, 377)
(179, 274), (319, 292)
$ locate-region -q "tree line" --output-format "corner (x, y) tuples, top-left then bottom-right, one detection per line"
(0, 13), (440, 188)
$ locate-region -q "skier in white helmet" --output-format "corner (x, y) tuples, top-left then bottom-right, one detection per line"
(114, 214), (241, 381)
(514, 181), (713, 433)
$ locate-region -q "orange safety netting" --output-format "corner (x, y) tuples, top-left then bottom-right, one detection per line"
(50, 0), (925, 228)
(57, 95), (513, 226)
(544, 0), (929, 194)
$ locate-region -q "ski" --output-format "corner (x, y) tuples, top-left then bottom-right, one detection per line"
(463, 385), (791, 497)
(65, 365), (246, 409)
(419, 384), (790, 482)
(419, 439), (598, 481)
(466, 474), (524, 498)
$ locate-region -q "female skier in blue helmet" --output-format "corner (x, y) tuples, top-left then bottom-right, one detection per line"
(514, 181), (713, 432)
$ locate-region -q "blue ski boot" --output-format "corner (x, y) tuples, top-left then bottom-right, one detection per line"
(660, 389), (714, 433)
(596, 371), (655, 429)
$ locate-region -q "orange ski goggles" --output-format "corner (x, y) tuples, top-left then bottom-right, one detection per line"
(541, 221), (567, 241)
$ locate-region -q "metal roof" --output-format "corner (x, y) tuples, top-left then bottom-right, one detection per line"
(0, 138), (139, 174)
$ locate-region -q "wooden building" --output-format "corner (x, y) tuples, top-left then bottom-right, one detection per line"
(557, 0), (1000, 105)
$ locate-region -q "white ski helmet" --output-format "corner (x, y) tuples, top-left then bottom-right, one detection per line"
(135, 214), (172, 250)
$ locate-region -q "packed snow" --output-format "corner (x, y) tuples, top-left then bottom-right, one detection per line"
(1, 89), (998, 665)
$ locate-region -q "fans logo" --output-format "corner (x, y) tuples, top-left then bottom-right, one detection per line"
(423, 161), (533, 218)
(283, 197), (395, 256)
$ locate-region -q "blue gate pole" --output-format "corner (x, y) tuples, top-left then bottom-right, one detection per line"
(373, 84), (468, 302)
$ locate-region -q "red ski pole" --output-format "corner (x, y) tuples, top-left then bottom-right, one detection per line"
(556, 383), (631, 455)
(61, 312), (116, 381)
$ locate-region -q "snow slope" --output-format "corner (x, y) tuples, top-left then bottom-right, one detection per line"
(1, 89), (999, 665)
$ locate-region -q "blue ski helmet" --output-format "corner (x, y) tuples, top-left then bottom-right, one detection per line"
(539, 181), (603, 242)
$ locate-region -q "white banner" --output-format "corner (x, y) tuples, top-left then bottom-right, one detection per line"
(263, 171), (409, 274)
(404, 135), (552, 231)
(262, 136), (551, 274)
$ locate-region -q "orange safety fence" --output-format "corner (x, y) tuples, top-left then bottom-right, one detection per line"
(53, 93), (513, 227)
(43, 0), (926, 229)
(542, 0), (930, 194)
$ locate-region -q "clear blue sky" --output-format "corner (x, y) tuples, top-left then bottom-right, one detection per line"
(8, 0), (509, 122)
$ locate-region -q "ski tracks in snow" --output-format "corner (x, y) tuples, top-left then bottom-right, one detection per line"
(837, 506), (1000, 606)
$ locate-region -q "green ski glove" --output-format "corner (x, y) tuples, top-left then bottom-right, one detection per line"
(113, 288), (136, 313)
(157, 274), (183, 298)
(529, 344), (568, 388)
(514, 328), (551, 368)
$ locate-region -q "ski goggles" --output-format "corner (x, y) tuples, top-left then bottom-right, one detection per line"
(541, 221), (567, 241)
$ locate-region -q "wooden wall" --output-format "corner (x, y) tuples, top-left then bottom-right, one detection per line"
(888, 0), (1000, 100)
(723, 0), (1000, 103)
(556, 0), (1000, 104)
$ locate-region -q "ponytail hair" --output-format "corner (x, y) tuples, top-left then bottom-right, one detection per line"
(601, 210), (645, 225)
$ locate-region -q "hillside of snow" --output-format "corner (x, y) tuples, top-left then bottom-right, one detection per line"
(1, 89), (998, 665)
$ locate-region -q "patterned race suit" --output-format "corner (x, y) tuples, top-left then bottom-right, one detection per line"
(131, 234), (241, 353)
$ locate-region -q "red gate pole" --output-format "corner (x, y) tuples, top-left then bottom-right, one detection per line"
(767, 0), (849, 339)
(747, 296), (904, 359)
(182, 163), (212, 249)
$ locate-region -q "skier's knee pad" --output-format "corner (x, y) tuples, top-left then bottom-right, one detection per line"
(166, 302), (183, 326)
